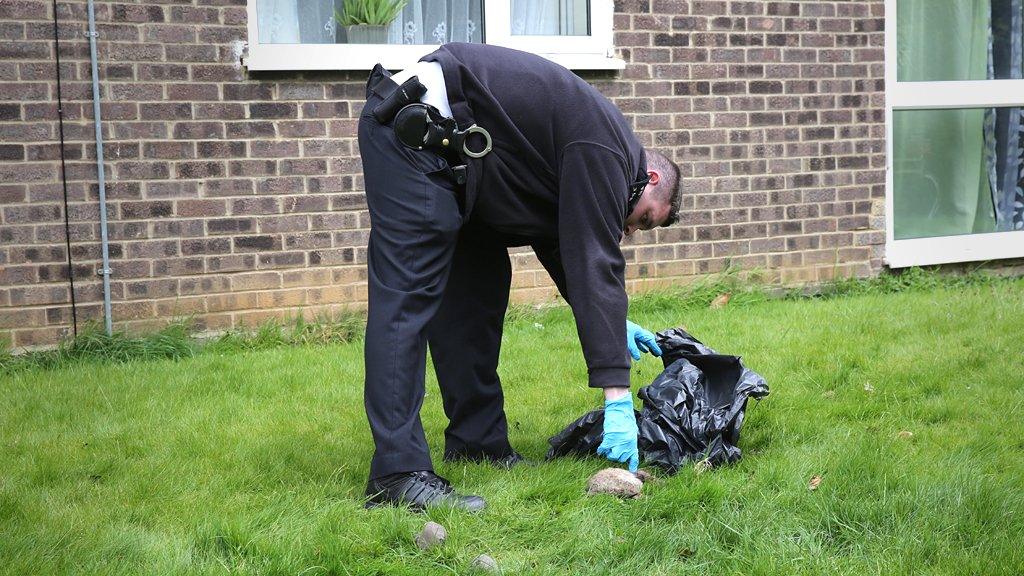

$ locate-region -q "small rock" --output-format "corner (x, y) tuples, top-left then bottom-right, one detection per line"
(586, 468), (642, 498)
(469, 554), (499, 572)
(414, 521), (447, 550)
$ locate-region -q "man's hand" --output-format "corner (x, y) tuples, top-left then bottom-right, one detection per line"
(597, 392), (639, 472)
(626, 320), (662, 361)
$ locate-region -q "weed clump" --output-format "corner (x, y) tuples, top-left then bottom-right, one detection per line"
(1, 311), (364, 375)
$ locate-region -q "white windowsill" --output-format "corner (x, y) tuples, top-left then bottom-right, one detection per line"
(885, 231), (1024, 268)
(243, 43), (624, 72)
(890, 80), (1024, 110)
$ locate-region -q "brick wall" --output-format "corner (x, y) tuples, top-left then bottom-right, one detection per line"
(0, 0), (886, 349)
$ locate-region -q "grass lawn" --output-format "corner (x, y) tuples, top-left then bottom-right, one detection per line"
(2, 277), (1024, 575)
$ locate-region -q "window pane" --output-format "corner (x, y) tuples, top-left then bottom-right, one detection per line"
(894, 107), (1024, 239)
(257, 0), (339, 44)
(897, 0), (1023, 81)
(511, 0), (590, 36)
(258, 0), (485, 45)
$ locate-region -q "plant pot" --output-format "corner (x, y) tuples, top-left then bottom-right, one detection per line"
(342, 24), (389, 44)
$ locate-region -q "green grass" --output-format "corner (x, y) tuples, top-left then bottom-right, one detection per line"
(2, 275), (1024, 575)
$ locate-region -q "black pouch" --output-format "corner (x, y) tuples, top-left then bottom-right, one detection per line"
(373, 77), (427, 125)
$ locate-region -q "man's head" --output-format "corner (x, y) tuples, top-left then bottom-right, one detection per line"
(624, 148), (683, 236)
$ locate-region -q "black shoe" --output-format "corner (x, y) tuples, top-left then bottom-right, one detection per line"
(444, 450), (530, 469)
(364, 470), (486, 513)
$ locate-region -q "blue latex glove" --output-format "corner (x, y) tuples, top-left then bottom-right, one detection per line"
(597, 394), (640, 472)
(626, 320), (662, 361)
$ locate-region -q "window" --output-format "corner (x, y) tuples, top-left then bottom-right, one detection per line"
(885, 0), (1024, 267)
(244, 0), (621, 71)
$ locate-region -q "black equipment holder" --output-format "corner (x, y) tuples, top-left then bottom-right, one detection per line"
(367, 69), (492, 163)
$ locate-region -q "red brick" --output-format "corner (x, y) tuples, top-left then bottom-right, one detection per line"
(177, 199), (226, 217)
(169, 6), (220, 24)
(172, 122), (225, 140)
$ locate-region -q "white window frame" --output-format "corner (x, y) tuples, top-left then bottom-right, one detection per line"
(243, 0), (623, 71)
(884, 0), (1024, 268)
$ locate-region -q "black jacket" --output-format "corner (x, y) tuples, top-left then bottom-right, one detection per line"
(421, 43), (647, 389)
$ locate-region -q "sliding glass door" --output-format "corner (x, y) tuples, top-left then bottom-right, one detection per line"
(886, 0), (1024, 266)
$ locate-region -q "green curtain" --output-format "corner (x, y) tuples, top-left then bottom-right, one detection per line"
(894, 0), (998, 239)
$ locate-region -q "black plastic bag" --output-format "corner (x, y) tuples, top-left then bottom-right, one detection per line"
(546, 327), (769, 473)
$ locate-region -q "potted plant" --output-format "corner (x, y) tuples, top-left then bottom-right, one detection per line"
(335, 0), (407, 44)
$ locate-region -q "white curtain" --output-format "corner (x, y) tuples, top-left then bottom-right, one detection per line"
(386, 0), (483, 44)
(512, 0), (589, 36)
(257, 0), (338, 44)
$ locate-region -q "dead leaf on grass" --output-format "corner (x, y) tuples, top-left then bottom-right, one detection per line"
(897, 430), (913, 439)
(694, 458), (712, 475)
(808, 475), (822, 491)
(710, 293), (731, 309)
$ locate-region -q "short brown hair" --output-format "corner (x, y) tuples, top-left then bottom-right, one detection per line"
(645, 148), (683, 227)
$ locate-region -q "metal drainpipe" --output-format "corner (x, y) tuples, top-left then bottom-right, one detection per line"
(86, 0), (112, 335)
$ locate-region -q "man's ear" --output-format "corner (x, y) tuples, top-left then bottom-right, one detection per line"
(647, 170), (660, 185)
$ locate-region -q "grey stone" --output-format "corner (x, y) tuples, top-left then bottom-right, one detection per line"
(469, 554), (499, 572)
(414, 521), (447, 550)
(586, 467), (643, 498)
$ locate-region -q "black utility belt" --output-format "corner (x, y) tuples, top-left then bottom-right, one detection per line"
(371, 75), (492, 160)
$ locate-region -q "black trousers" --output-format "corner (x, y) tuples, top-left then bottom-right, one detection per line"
(359, 77), (514, 480)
